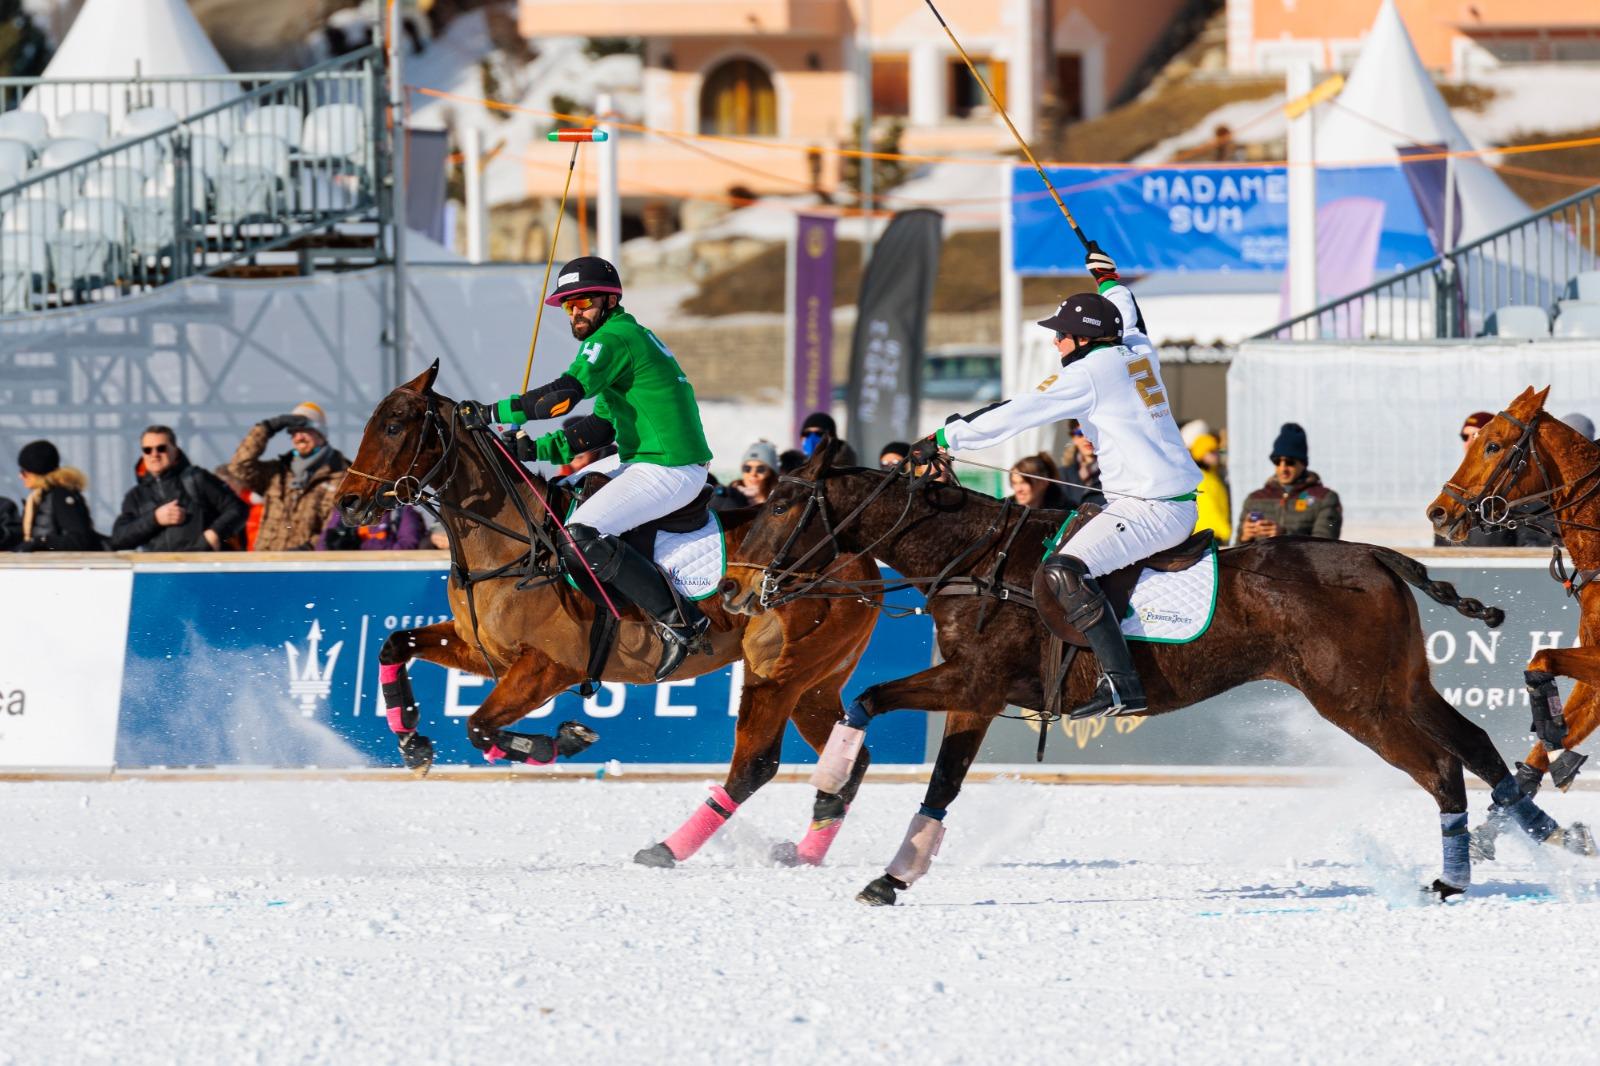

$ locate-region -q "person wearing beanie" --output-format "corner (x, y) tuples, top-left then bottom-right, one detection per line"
(799, 411), (858, 467)
(15, 439), (102, 552)
(1235, 422), (1342, 543)
(1188, 432), (1231, 543)
(1562, 412), (1596, 442)
(730, 439), (780, 506)
(227, 400), (351, 551)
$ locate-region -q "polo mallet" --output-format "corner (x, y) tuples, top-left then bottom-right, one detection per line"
(921, 0), (1091, 251)
(521, 127), (611, 391)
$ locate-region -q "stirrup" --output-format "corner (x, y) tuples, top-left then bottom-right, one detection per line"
(1067, 673), (1147, 721)
(653, 612), (708, 681)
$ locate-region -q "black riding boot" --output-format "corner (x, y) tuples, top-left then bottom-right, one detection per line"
(608, 539), (709, 680)
(1039, 555), (1147, 719)
(561, 524), (708, 682)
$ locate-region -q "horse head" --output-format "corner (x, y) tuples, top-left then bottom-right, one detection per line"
(1429, 385), (1561, 542)
(337, 359), (453, 527)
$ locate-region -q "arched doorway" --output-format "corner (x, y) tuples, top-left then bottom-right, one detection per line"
(699, 58), (777, 136)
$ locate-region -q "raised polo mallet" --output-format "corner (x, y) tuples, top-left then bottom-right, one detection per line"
(521, 127), (612, 391)
(921, 0), (1091, 251)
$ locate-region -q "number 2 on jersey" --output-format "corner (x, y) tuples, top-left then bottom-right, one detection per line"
(1127, 357), (1166, 409)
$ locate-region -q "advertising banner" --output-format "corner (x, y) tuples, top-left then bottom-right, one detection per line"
(1011, 165), (1434, 276)
(846, 209), (942, 460)
(789, 213), (836, 440)
(0, 566), (132, 769)
(115, 561), (930, 768)
(976, 554), (1572, 767)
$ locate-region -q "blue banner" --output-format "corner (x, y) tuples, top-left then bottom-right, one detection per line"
(1012, 165), (1435, 275)
(116, 564), (930, 767)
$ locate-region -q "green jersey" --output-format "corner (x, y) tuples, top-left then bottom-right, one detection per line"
(512, 309), (712, 467)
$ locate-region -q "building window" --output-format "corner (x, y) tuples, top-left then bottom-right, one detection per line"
(871, 54), (910, 117)
(948, 56), (1005, 119)
(1054, 53), (1083, 123)
(700, 58), (777, 136)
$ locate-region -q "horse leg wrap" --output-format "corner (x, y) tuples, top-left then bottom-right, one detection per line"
(810, 722), (866, 794)
(1440, 812), (1471, 891)
(794, 806), (850, 867)
(379, 663), (420, 735)
(1549, 748), (1588, 792)
(484, 730), (557, 766)
(663, 785), (739, 861)
(1514, 760), (1545, 799)
(1490, 776), (1558, 842)
(1525, 670), (1569, 749)
(886, 813), (946, 885)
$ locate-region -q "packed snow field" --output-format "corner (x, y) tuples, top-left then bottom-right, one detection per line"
(5, 777), (1600, 1064)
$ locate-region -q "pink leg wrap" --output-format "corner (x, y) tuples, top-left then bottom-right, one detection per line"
(379, 664), (411, 735)
(663, 785), (739, 861)
(483, 744), (507, 764)
(809, 722), (865, 794)
(793, 808), (849, 866)
(482, 744), (553, 766)
(886, 813), (945, 885)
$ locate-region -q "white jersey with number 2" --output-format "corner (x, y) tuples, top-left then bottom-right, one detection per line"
(940, 282), (1199, 502)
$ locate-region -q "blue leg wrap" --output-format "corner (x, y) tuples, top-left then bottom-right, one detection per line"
(1440, 812), (1471, 889)
(844, 698), (870, 730)
(918, 803), (948, 821)
(1491, 776), (1558, 842)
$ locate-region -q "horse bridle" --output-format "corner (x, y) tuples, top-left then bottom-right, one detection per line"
(342, 391), (461, 519)
(1444, 408), (1600, 535)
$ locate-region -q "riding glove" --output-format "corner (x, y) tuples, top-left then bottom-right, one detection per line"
(1085, 241), (1118, 282)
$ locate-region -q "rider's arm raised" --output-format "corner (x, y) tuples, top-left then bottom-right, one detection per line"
(938, 369), (1096, 453)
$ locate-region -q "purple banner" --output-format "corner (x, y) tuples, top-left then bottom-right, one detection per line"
(790, 214), (836, 440)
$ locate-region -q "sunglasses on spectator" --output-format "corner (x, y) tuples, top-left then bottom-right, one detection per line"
(1271, 456), (1303, 466)
(142, 444), (171, 455)
(561, 296), (598, 314)
(742, 463), (771, 475)
(1459, 431), (1476, 441)
(880, 458), (903, 469)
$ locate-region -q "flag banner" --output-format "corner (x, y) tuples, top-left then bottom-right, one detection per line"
(790, 214), (837, 440)
(846, 209), (943, 459)
(1012, 165), (1435, 275)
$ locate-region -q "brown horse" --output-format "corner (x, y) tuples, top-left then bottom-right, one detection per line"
(334, 362), (880, 868)
(1430, 385), (1600, 799)
(720, 441), (1581, 904)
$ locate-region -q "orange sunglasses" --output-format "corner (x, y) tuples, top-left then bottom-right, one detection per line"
(561, 295), (598, 314)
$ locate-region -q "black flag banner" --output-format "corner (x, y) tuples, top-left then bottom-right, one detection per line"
(846, 209), (943, 460)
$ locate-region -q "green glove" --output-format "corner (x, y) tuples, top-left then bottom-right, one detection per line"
(495, 396), (528, 425)
(532, 429), (574, 465)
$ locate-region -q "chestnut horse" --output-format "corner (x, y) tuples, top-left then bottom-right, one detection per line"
(335, 363), (880, 868)
(1431, 385), (1600, 801)
(720, 441), (1581, 904)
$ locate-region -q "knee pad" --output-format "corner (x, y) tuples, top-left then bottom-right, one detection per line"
(561, 524), (624, 583)
(1042, 554), (1105, 628)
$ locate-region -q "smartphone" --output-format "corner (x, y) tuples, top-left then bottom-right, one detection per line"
(1247, 511), (1263, 523)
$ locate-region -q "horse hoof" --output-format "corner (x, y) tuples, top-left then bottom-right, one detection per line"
(1468, 825), (1498, 862)
(770, 841), (800, 867)
(634, 843), (677, 869)
(1556, 822), (1598, 857)
(1428, 879), (1467, 902)
(399, 734), (435, 778)
(1551, 750), (1588, 792)
(557, 721), (600, 758)
(856, 875), (902, 906)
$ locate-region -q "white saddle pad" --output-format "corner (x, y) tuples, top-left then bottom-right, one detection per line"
(653, 513), (726, 602)
(1120, 547), (1219, 644)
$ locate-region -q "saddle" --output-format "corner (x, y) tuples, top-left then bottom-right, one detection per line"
(1035, 506), (1214, 650)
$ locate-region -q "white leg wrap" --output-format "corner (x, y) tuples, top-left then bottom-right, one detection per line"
(809, 722), (865, 793)
(886, 813), (945, 885)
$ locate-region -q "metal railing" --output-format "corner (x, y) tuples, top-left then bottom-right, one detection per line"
(1255, 182), (1600, 342)
(0, 47), (386, 315)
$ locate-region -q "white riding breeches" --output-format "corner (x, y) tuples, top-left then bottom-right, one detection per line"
(566, 461), (709, 538)
(1056, 496), (1199, 578)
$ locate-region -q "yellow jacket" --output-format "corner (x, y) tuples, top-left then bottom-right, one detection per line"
(1195, 467), (1231, 542)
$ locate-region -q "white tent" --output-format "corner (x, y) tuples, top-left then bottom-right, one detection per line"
(1315, 0), (1529, 245)
(21, 0), (238, 131)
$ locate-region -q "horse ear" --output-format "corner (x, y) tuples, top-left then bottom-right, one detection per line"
(402, 359), (440, 394)
(1533, 385), (1552, 410)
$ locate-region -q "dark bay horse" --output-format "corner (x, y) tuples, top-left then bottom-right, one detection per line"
(720, 441), (1579, 904)
(335, 363), (879, 868)
(1431, 385), (1600, 799)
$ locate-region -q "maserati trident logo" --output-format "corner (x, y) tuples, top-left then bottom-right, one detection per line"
(284, 621), (343, 718)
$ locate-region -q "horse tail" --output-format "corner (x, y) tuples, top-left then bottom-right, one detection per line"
(1371, 546), (1505, 629)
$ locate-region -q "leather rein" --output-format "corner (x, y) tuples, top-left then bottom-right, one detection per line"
(1443, 407), (1600, 597)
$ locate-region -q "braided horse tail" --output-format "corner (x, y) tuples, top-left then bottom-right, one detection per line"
(1372, 547), (1505, 629)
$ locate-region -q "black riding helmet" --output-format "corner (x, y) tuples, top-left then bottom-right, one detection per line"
(544, 255), (623, 307)
(1036, 292), (1122, 342)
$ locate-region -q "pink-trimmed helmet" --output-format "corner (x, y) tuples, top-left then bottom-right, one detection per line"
(543, 255), (623, 307)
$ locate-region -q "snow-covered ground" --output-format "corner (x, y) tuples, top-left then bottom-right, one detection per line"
(5, 777), (1600, 1064)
